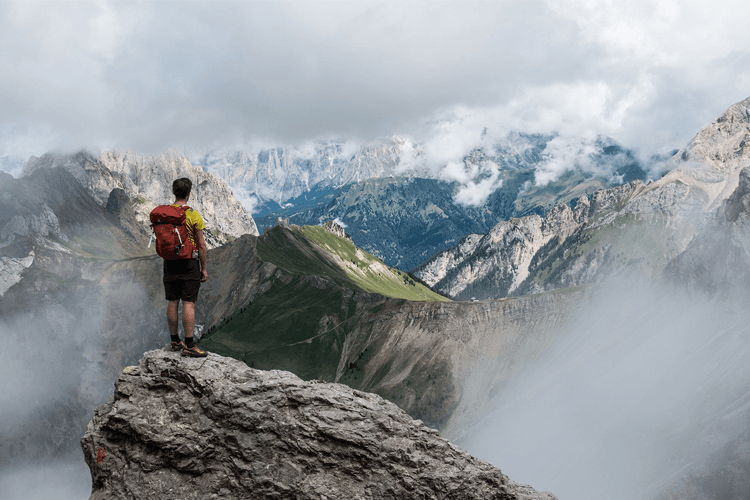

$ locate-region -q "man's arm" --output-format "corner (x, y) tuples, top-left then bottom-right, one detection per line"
(195, 229), (208, 281)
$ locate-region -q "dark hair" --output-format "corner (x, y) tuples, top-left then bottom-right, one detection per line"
(172, 178), (192, 200)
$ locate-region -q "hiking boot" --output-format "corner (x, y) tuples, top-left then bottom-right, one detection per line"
(170, 340), (187, 351)
(182, 344), (207, 358)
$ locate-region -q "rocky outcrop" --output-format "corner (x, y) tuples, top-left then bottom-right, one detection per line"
(276, 217), (290, 228)
(323, 219), (352, 241)
(0, 203), (65, 246)
(82, 349), (556, 500)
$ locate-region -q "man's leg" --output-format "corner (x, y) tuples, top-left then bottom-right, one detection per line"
(167, 300), (185, 350)
(167, 300), (180, 337)
(181, 301), (206, 357)
(179, 276), (206, 357)
(182, 301), (195, 340)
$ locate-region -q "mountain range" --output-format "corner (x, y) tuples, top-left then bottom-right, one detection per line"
(4, 96), (750, 499)
(414, 96), (750, 301)
(247, 137), (651, 270)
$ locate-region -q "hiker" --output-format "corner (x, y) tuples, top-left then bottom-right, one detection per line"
(154, 177), (208, 357)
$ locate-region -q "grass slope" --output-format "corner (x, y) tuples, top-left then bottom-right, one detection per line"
(200, 274), (357, 381)
(258, 225), (448, 302)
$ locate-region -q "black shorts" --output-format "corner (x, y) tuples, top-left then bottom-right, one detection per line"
(163, 259), (201, 303)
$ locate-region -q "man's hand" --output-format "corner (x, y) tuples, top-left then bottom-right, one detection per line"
(201, 269), (208, 282)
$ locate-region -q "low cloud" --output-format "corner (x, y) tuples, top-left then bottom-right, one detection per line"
(533, 134), (600, 186)
(233, 190), (261, 215)
(452, 161), (503, 207)
(0, 456), (91, 500)
(0, 260), (162, 498)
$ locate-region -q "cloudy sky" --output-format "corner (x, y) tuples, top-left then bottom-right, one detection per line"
(1, 0), (749, 174)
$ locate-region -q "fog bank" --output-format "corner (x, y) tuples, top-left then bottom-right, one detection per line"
(461, 276), (750, 499)
(0, 454), (91, 500)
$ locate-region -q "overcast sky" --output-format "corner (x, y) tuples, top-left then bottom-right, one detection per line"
(1, 0), (749, 172)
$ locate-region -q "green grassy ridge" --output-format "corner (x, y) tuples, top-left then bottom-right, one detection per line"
(259, 225), (448, 302)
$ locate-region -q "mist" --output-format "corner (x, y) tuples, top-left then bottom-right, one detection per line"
(460, 275), (750, 499)
(0, 258), (164, 499)
(0, 304), (100, 499)
(0, 456), (91, 500)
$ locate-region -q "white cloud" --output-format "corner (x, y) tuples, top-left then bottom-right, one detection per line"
(453, 161), (503, 207)
(0, 0), (748, 174)
(233, 190), (261, 215)
(534, 134), (599, 186)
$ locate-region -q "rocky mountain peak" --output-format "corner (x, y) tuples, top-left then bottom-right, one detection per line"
(21, 149), (258, 248)
(81, 349), (555, 500)
(645, 95), (750, 213)
(676, 95), (750, 173)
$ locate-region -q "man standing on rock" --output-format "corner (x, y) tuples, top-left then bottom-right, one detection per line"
(163, 177), (208, 357)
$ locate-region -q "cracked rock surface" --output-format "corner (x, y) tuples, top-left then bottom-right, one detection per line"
(81, 349), (556, 500)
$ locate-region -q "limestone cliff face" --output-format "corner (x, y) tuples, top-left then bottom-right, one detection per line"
(675, 96), (750, 174)
(190, 139), (417, 205)
(335, 290), (584, 440)
(21, 149), (258, 248)
(414, 181), (646, 300)
(664, 165), (750, 295)
(81, 349), (556, 500)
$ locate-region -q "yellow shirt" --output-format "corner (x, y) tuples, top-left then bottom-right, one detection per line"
(173, 204), (205, 245)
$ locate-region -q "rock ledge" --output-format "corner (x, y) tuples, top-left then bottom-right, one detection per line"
(81, 349), (555, 500)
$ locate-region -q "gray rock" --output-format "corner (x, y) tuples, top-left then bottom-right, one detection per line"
(0, 203), (65, 246)
(81, 349), (556, 500)
(276, 216), (290, 228)
(324, 219), (352, 241)
(412, 182), (641, 299)
(105, 188), (131, 217)
(664, 165), (750, 295)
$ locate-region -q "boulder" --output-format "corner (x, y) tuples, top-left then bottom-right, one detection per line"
(81, 349), (556, 500)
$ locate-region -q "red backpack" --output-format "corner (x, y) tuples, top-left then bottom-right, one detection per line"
(149, 205), (197, 260)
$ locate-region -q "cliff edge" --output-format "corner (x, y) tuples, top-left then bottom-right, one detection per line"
(81, 349), (556, 500)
